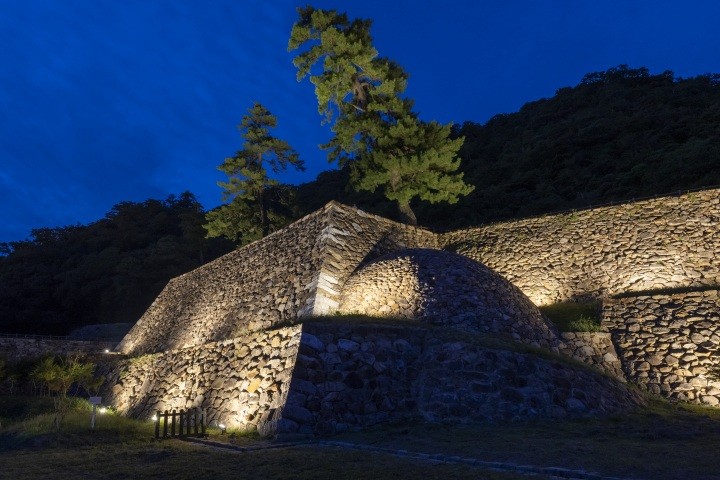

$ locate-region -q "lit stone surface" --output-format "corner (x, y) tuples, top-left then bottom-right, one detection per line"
(442, 189), (720, 305)
(603, 290), (720, 405)
(118, 202), (436, 356)
(338, 248), (559, 349)
(105, 326), (302, 431)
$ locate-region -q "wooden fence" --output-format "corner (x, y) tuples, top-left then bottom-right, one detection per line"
(154, 408), (206, 439)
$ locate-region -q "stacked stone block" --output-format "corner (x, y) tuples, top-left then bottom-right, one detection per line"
(106, 326), (302, 431)
(603, 290), (720, 405)
(338, 249), (559, 349)
(442, 189), (720, 306)
(558, 332), (624, 379)
(280, 322), (643, 435)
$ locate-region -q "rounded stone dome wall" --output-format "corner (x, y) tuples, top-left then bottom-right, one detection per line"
(337, 248), (558, 348)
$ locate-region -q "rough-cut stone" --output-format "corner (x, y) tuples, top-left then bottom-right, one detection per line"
(281, 322), (643, 434)
(442, 189), (720, 306)
(604, 290), (720, 406)
(338, 249), (559, 349)
(558, 332), (625, 379)
(118, 202), (436, 356)
(104, 326), (302, 432)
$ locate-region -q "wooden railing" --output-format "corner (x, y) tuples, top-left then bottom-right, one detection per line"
(154, 408), (206, 438)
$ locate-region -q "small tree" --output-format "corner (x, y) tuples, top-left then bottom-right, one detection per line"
(289, 6), (473, 224)
(205, 102), (304, 245)
(31, 355), (102, 430)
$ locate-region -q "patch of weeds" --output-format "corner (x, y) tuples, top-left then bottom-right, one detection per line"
(540, 300), (602, 332)
(567, 315), (602, 332)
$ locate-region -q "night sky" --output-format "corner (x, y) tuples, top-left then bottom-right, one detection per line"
(2, 1), (719, 243)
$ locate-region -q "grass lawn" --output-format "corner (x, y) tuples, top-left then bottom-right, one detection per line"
(2, 395), (720, 479)
(337, 398), (720, 480)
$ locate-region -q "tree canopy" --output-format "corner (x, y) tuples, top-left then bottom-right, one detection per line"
(0, 193), (233, 335)
(289, 6), (472, 224)
(204, 102), (304, 244)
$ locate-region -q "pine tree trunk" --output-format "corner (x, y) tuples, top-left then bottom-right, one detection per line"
(260, 188), (269, 237)
(397, 201), (418, 226)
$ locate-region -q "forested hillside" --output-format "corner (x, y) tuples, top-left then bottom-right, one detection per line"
(0, 193), (233, 335)
(297, 66), (720, 228)
(2, 65), (720, 335)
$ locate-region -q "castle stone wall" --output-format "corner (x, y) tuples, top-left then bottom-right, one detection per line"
(311, 204), (437, 316)
(106, 326), (302, 433)
(337, 249), (559, 349)
(442, 189), (720, 305)
(281, 322), (643, 435)
(117, 202), (436, 356)
(603, 290), (720, 406)
(117, 206), (331, 355)
(558, 332), (625, 379)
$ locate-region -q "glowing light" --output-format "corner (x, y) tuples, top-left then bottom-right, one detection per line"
(151, 415), (158, 422)
(219, 423), (227, 434)
(99, 407), (107, 414)
(104, 349), (110, 353)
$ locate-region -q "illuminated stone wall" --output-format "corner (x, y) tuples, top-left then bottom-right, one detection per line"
(106, 326), (302, 432)
(118, 202), (436, 356)
(337, 249), (559, 349)
(603, 290), (720, 406)
(442, 189), (720, 306)
(280, 322), (643, 435)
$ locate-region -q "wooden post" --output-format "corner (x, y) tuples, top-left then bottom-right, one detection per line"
(201, 409), (206, 436)
(171, 410), (177, 437)
(193, 409), (199, 436)
(154, 410), (160, 439)
(163, 410), (169, 438)
(179, 409), (185, 437)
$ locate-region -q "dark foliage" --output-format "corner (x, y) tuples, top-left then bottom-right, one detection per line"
(0, 193), (233, 335)
(298, 65), (720, 229)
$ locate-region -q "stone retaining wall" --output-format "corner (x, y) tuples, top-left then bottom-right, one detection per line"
(603, 290), (720, 405)
(0, 337), (115, 362)
(337, 249), (559, 349)
(442, 189), (720, 305)
(281, 322), (643, 435)
(106, 326), (302, 433)
(118, 202), (436, 356)
(558, 332), (625, 379)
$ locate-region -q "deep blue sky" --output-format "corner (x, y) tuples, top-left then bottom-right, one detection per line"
(2, 1), (719, 243)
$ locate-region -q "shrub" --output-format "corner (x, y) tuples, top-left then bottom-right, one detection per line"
(540, 300), (602, 332)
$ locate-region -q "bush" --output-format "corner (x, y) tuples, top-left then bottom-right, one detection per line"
(567, 315), (602, 333)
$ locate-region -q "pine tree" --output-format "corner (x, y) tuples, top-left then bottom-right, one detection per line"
(288, 6), (473, 224)
(204, 102), (303, 244)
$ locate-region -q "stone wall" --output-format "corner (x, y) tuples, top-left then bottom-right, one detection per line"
(558, 332), (624, 379)
(281, 322), (643, 435)
(118, 202), (436, 356)
(117, 206), (329, 355)
(442, 189), (720, 306)
(106, 326), (302, 433)
(0, 336), (115, 362)
(603, 290), (720, 406)
(311, 203), (437, 316)
(337, 249), (559, 349)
